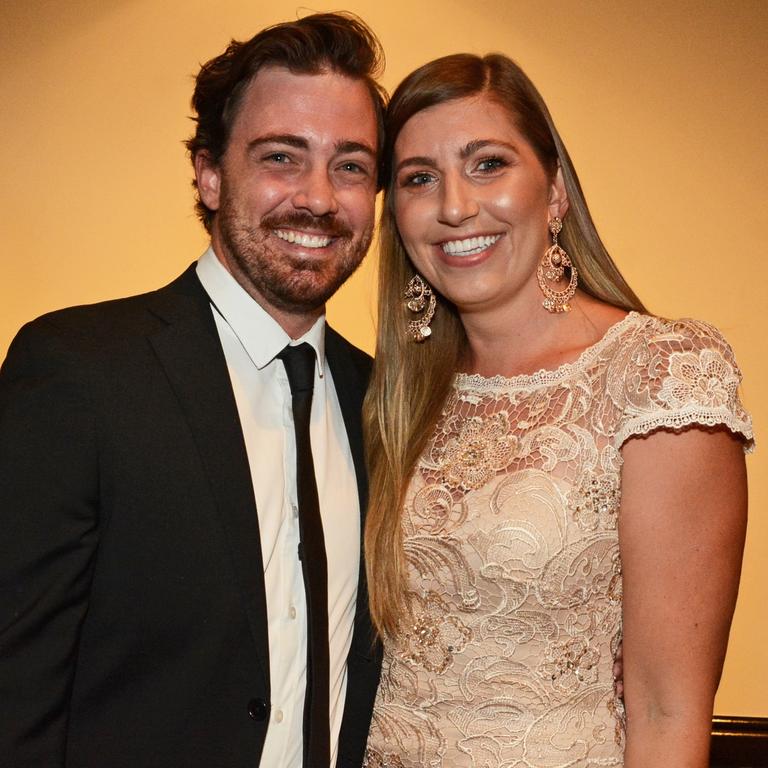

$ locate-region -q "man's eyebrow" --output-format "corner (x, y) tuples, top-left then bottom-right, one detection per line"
(245, 135), (375, 159)
(247, 134), (309, 151)
(335, 140), (376, 159)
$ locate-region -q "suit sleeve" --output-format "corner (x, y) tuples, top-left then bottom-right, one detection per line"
(0, 319), (100, 767)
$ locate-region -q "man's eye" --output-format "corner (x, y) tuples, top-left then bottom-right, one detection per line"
(338, 161), (372, 177)
(264, 152), (291, 164)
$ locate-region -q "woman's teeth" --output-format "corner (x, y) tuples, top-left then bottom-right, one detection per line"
(441, 234), (500, 256)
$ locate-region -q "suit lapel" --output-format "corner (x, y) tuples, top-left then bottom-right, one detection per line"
(146, 266), (270, 690)
(142, 273), (375, 694)
(325, 328), (378, 661)
(324, 328), (368, 518)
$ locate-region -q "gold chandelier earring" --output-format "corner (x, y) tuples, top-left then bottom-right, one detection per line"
(537, 217), (578, 313)
(404, 274), (436, 342)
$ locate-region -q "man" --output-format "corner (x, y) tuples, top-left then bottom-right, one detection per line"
(0, 13), (384, 768)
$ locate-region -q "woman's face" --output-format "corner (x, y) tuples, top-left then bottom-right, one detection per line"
(392, 94), (567, 317)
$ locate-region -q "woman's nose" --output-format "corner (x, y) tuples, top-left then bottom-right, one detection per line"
(437, 174), (479, 226)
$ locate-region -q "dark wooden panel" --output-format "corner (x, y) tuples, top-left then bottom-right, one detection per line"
(711, 717), (768, 767)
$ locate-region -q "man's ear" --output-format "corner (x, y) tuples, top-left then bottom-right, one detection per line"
(194, 150), (221, 212)
(548, 163), (569, 220)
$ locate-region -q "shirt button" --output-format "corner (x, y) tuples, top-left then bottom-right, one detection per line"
(289, 606), (297, 619)
(247, 698), (269, 721)
(291, 504), (299, 518)
(275, 709), (284, 723)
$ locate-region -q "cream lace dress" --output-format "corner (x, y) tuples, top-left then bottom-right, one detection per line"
(364, 313), (753, 768)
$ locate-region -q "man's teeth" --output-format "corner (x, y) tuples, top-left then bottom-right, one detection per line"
(441, 234), (501, 256)
(275, 229), (332, 248)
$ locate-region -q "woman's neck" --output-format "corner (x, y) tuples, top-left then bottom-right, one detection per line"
(459, 292), (628, 378)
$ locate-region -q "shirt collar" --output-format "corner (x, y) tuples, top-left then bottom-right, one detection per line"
(195, 246), (326, 376)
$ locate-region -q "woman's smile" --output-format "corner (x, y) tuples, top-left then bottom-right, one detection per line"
(438, 233), (502, 258)
(393, 93), (566, 314)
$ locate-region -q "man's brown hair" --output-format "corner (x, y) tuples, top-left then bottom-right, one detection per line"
(186, 12), (387, 232)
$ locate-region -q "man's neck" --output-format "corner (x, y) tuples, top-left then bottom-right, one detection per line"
(212, 246), (324, 340)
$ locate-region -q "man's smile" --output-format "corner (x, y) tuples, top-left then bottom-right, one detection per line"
(274, 228), (334, 248)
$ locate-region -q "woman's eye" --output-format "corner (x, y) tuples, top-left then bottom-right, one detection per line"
(476, 157), (506, 172)
(403, 172), (435, 187)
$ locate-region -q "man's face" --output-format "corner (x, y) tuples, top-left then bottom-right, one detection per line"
(196, 66), (378, 324)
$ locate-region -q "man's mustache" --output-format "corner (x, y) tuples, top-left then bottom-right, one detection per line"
(261, 211), (353, 240)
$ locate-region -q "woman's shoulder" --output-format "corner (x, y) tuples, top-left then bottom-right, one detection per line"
(601, 312), (754, 452)
(614, 312), (737, 353)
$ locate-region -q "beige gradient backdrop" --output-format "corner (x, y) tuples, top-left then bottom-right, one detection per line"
(1, 0), (765, 715)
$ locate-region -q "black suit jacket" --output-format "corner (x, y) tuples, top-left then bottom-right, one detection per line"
(0, 265), (381, 768)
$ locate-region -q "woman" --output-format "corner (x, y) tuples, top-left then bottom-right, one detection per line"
(363, 53), (752, 767)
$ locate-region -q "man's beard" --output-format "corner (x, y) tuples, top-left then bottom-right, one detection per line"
(216, 198), (372, 315)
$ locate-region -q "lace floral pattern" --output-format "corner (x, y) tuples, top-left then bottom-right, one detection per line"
(539, 635), (601, 691)
(568, 472), (621, 532)
(657, 347), (740, 409)
(364, 314), (753, 768)
(440, 412), (518, 491)
(400, 592), (473, 673)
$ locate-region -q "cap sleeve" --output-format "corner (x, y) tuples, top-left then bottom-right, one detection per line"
(610, 317), (754, 452)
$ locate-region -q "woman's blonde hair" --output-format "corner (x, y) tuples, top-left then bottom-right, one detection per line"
(364, 53), (646, 639)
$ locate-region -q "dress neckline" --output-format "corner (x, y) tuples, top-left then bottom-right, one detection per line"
(454, 311), (648, 392)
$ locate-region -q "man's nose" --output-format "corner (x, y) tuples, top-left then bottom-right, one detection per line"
(291, 166), (339, 217)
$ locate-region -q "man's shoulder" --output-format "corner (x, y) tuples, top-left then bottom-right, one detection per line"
(21, 265), (198, 335)
(325, 325), (373, 374)
(5, 265), (203, 366)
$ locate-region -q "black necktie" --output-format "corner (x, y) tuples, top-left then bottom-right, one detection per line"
(277, 343), (330, 768)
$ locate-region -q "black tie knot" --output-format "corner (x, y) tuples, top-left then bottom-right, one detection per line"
(277, 343), (316, 394)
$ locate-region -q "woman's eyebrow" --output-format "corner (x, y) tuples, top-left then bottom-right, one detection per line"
(460, 138), (517, 158)
(395, 155), (436, 174)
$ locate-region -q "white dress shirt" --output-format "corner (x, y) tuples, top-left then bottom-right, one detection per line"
(196, 248), (360, 767)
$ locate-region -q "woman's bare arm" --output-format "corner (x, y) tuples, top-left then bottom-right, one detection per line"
(619, 425), (747, 767)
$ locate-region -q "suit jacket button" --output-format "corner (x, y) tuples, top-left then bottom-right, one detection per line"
(248, 698), (269, 721)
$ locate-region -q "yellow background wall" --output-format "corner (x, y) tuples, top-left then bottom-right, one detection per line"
(1, 0), (765, 716)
